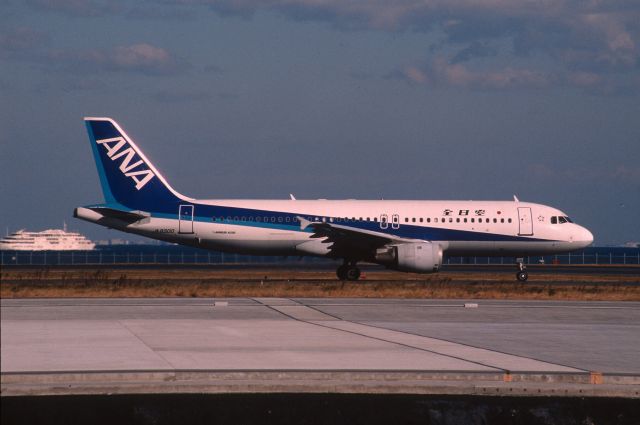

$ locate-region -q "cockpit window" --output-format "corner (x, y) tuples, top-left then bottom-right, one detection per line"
(551, 215), (573, 224)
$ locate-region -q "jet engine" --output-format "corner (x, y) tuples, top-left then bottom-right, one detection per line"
(375, 242), (442, 273)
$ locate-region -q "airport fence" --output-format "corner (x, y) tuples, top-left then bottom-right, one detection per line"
(1, 246), (639, 267)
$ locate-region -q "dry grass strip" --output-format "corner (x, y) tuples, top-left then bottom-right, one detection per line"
(2, 268), (638, 300)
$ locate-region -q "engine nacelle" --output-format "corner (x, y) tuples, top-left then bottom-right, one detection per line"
(375, 242), (442, 273)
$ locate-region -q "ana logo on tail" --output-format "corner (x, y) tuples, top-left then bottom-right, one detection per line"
(96, 137), (155, 190)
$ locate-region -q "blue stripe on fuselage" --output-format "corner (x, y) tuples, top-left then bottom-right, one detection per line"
(137, 202), (554, 243)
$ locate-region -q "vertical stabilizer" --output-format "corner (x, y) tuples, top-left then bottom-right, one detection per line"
(84, 117), (190, 211)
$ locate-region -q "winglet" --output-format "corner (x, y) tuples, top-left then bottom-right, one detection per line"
(513, 195), (520, 202)
(290, 194), (296, 200)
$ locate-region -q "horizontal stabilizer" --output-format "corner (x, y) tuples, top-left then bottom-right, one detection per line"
(89, 207), (150, 222)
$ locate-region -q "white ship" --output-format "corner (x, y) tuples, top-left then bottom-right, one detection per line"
(0, 224), (95, 251)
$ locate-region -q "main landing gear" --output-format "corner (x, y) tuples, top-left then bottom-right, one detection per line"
(337, 261), (361, 281)
(516, 258), (528, 282)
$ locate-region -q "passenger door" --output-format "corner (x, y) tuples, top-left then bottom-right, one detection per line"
(517, 207), (533, 236)
(178, 204), (194, 234)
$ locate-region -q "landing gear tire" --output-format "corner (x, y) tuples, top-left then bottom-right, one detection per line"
(345, 266), (361, 281)
(336, 265), (348, 280)
(515, 258), (528, 282)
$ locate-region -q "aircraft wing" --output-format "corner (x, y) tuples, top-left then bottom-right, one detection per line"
(297, 216), (417, 258)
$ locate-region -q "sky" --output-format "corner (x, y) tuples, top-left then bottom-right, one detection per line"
(1, 0), (639, 245)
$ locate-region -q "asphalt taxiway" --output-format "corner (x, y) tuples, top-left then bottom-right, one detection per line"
(1, 298), (639, 397)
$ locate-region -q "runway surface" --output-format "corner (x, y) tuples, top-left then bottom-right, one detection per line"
(2, 298), (639, 397)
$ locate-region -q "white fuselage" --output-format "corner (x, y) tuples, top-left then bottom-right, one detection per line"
(76, 199), (593, 257)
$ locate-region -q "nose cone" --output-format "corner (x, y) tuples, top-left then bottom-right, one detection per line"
(576, 225), (594, 248)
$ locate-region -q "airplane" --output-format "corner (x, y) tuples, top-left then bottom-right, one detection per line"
(74, 117), (594, 282)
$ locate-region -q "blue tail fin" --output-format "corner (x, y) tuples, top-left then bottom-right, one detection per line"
(84, 117), (188, 211)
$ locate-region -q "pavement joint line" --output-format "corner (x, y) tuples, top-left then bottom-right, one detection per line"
(3, 297), (638, 396)
(296, 300), (589, 373)
(265, 299), (506, 373)
(246, 299), (499, 370)
(116, 320), (175, 370)
(350, 319), (590, 374)
(4, 299), (640, 310)
(301, 304), (344, 321)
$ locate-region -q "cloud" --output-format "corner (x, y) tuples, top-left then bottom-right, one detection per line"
(0, 27), (49, 59)
(199, 0), (640, 92)
(391, 57), (552, 90)
(22, 0), (640, 92)
(450, 41), (498, 64)
(48, 43), (189, 76)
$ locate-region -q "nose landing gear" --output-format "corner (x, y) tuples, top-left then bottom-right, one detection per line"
(516, 258), (528, 282)
(337, 261), (361, 281)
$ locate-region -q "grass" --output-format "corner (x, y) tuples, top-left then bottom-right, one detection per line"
(1, 267), (639, 300)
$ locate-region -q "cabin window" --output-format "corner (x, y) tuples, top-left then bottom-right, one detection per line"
(241, 216), (246, 221)
(419, 218), (423, 223)
(464, 218), (468, 223)
(501, 218), (505, 223)
(551, 216), (557, 224)
(427, 218), (431, 223)
(405, 217), (409, 223)
(456, 218), (460, 223)
(508, 218), (512, 223)
(249, 217), (254, 222)
(493, 218), (497, 223)
(412, 218), (416, 223)
(449, 218), (453, 223)
(434, 218), (438, 223)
